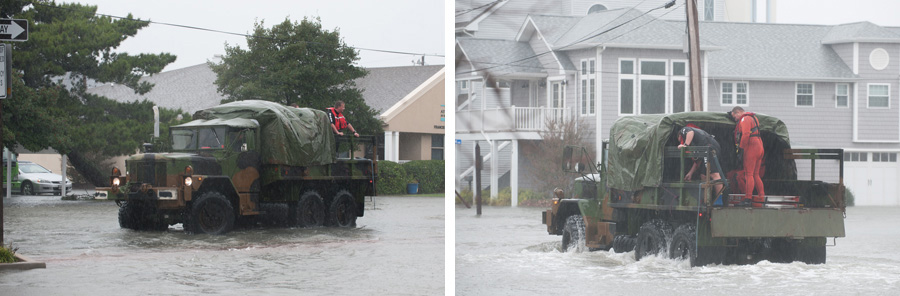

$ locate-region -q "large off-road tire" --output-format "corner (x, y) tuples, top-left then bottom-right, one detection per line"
(669, 224), (698, 266)
(561, 215), (586, 252)
(118, 201), (168, 231)
(327, 190), (357, 227)
(612, 235), (636, 253)
(190, 192), (235, 235)
(118, 201), (141, 230)
(296, 190), (325, 227)
(21, 181), (34, 195)
(635, 219), (672, 261)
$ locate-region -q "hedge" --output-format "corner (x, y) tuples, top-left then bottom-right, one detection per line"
(376, 161), (409, 195)
(402, 160), (444, 194)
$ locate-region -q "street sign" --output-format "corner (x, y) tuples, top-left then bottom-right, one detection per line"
(0, 19), (28, 42)
(0, 44), (9, 99)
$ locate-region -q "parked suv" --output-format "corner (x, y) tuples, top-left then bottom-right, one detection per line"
(17, 161), (73, 195)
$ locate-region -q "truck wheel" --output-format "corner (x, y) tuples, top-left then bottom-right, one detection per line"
(296, 190), (325, 227)
(328, 190), (357, 227)
(118, 201), (141, 230)
(612, 235), (636, 253)
(635, 219), (672, 261)
(190, 192), (235, 235)
(561, 215), (586, 252)
(669, 224), (698, 266)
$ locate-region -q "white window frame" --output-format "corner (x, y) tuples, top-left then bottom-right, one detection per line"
(638, 59), (668, 114)
(795, 82), (815, 107)
(579, 58), (597, 116)
(459, 80), (468, 90)
(720, 81), (749, 106)
(867, 83), (891, 109)
(548, 77), (566, 109)
(835, 83), (850, 108)
(618, 58), (636, 115)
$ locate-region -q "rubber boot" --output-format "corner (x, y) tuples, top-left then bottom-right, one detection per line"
(751, 195), (766, 208)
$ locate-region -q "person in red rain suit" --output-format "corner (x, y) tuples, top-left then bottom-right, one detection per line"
(730, 106), (764, 206)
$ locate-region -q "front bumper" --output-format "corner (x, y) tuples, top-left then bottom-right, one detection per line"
(34, 182), (73, 194)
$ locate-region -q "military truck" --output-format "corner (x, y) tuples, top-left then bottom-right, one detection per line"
(542, 112), (845, 266)
(97, 100), (376, 234)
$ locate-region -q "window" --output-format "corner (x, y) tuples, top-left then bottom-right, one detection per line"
(620, 59), (686, 114)
(836, 84), (849, 107)
(843, 152), (868, 162)
(580, 59), (596, 115)
(704, 0), (714, 21)
(588, 4), (608, 14)
(431, 134), (444, 160)
(639, 61), (666, 114)
(868, 84), (890, 108)
(873, 152), (897, 162)
(721, 82), (748, 105)
(796, 83), (814, 106)
(620, 59), (635, 114)
(459, 80), (468, 90)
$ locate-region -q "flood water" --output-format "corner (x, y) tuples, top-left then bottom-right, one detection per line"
(457, 205), (900, 295)
(1, 194), (444, 295)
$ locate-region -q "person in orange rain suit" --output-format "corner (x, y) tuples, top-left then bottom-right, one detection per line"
(730, 106), (765, 206)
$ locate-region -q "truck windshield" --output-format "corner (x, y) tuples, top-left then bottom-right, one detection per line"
(171, 129), (196, 150)
(198, 127), (228, 150)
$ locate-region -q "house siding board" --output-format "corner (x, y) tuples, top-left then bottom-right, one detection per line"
(858, 80), (899, 142)
(857, 43), (900, 78)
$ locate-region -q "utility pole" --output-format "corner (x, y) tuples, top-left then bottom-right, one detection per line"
(686, 0), (704, 111)
(475, 143), (482, 216)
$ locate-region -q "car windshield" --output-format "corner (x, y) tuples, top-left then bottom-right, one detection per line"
(20, 163), (51, 174)
(198, 127), (228, 150)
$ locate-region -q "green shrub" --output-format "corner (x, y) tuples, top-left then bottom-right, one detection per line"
(402, 160), (444, 194)
(454, 187), (548, 207)
(376, 161), (409, 195)
(844, 186), (855, 207)
(0, 244), (18, 263)
(456, 188), (473, 205)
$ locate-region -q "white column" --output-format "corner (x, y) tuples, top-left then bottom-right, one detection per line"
(392, 132), (400, 161)
(490, 140), (499, 200)
(511, 140), (519, 207)
(384, 131), (394, 161)
(61, 154), (67, 197)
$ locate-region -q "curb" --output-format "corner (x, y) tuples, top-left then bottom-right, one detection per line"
(0, 254), (47, 271)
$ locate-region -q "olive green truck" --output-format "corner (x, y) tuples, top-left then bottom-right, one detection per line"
(542, 112), (845, 266)
(98, 100), (376, 234)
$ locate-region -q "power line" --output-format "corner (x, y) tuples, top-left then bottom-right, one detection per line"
(455, 0), (504, 17)
(25, 0), (443, 58)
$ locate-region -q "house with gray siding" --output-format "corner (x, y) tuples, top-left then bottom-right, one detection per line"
(456, 5), (900, 206)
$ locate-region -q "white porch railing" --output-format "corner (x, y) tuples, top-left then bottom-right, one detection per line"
(456, 106), (569, 133)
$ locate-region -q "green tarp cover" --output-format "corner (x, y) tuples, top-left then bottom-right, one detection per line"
(190, 100), (335, 166)
(607, 111), (792, 191)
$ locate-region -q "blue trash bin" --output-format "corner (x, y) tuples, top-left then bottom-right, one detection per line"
(406, 183), (419, 194)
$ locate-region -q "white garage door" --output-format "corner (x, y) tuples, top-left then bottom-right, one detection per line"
(844, 152), (900, 206)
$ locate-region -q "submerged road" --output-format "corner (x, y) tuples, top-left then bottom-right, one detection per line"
(456, 205), (900, 295)
(1, 194), (444, 295)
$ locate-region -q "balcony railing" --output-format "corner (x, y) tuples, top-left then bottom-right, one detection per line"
(456, 106), (569, 133)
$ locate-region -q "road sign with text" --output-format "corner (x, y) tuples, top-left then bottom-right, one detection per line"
(0, 19), (28, 42)
(0, 44), (9, 99)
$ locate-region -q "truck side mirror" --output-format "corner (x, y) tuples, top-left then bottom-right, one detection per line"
(241, 143), (248, 152)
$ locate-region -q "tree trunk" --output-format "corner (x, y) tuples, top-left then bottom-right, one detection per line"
(67, 150), (108, 187)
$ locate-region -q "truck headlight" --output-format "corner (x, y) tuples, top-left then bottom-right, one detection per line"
(184, 176), (192, 187)
(112, 178), (120, 186)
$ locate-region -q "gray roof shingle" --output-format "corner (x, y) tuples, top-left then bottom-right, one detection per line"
(457, 37), (544, 75)
(87, 63), (227, 113)
(821, 22), (900, 44)
(700, 22), (857, 79)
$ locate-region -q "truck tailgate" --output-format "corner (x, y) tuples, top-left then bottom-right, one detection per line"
(710, 207), (845, 238)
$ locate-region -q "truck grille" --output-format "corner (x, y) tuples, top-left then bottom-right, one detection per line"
(128, 159), (167, 187)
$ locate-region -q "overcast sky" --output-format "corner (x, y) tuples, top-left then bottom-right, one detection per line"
(777, 0), (900, 26)
(72, 0), (444, 72)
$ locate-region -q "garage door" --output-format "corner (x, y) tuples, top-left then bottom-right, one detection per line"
(844, 152), (900, 206)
